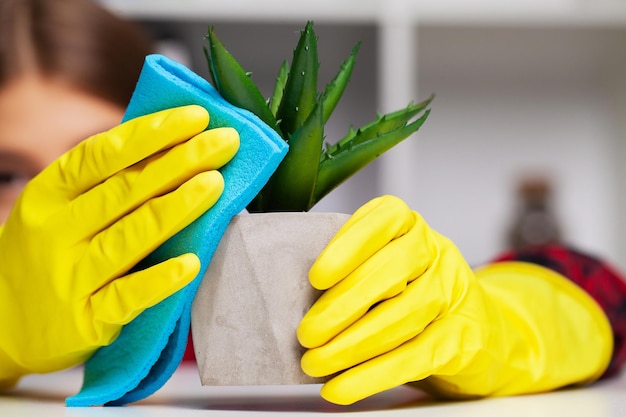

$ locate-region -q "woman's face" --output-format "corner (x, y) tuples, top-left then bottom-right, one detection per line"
(0, 74), (125, 222)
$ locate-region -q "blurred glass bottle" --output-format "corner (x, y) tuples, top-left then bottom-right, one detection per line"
(508, 176), (561, 250)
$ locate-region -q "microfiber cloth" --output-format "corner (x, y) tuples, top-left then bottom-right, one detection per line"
(65, 54), (287, 406)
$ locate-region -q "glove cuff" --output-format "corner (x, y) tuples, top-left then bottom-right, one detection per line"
(477, 261), (613, 388)
(493, 244), (626, 378)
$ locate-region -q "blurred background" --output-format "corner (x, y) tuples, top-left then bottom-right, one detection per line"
(98, 0), (626, 271)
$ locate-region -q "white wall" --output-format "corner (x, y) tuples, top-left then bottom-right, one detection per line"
(403, 26), (626, 268)
(408, 78), (619, 266)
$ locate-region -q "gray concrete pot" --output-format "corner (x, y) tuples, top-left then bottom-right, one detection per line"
(191, 212), (350, 386)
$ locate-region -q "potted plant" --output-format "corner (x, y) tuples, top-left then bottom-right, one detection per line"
(191, 21), (432, 385)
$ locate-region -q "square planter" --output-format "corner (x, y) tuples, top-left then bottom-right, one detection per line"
(191, 212), (350, 385)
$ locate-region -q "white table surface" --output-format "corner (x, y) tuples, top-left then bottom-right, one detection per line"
(2, 363), (625, 416)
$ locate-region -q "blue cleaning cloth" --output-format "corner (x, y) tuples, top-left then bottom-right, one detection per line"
(65, 54), (287, 406)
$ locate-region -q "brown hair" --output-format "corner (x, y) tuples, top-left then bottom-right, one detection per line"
(0, 0), (154, 107)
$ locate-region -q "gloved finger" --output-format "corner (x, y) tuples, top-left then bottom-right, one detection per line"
(76, 170), (224, 292)
(32, 105), (210, 204)
(301, 227), (475, 377)
(301, 263), (444, 376)
(297, 210), (435, 348)
(61, 127), (239, 239)
(317, 318), (467, 405)
(90, 253), (200, 327)
(309, 195), (414, 290)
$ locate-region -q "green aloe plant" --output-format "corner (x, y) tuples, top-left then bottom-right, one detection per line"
(204, 21), (433, 212)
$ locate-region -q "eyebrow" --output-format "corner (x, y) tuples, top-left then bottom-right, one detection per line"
(0, 150), (45, 175)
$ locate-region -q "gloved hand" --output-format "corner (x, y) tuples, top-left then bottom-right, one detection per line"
(0, 105), (239, 389)
(297, 195), (613, 405)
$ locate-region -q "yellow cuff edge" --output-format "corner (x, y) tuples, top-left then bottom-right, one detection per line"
(475, 260), (614, 383)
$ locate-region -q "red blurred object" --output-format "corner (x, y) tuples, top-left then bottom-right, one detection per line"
(182, 332), (196, 362)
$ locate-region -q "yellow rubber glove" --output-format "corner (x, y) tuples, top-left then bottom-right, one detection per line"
(0, 105), (239, 389)
(297, 195), (613, 405)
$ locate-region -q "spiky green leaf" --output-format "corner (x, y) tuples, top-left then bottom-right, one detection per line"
(324, 95), (434, 158)
(204, 27), (280, 135)
(321, 42), (360, 125)
(270, 60), (290, 117)
(276, 21), (319, 137)
(312, 109), (431, 206)
(257, 99), (325, 212)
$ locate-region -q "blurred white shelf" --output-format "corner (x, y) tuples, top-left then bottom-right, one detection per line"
(98, 0), (626, 26)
